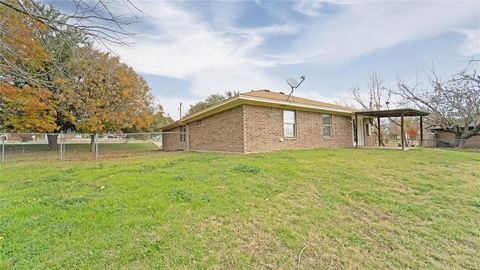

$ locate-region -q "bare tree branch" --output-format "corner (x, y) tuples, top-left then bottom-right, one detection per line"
(396, 60), (480, 147)
(0, 0), (140, 46)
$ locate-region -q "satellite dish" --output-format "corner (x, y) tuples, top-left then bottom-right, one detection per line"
(286, 78), (299, 88)
(285, 75), (306, 101)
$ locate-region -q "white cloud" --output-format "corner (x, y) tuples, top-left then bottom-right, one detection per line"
(283, 1), (480, 63)
(292, 0), (360, 17)
(112, 1), (295, 100)
(104, 0), (479, 116)
(458, 28), (480, 55)
(293, 0), (325, 17)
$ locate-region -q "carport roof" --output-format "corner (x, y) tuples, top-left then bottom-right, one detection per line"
(355, 108), (429, 118)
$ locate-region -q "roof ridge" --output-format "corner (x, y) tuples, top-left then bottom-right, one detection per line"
(242, 89), (353, 111)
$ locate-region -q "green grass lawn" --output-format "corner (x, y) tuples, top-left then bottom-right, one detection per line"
(1, 148), (479, 269)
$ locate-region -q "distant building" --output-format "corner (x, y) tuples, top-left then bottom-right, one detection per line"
(430, 127), (480, 148)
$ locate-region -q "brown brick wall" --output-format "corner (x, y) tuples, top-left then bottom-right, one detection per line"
(162, 127), (187, 151)
(243, 105), (354, 153)
(188, 106), (245, 152)
(163, 104), (359, 153)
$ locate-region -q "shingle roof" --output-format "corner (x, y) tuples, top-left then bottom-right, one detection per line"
(243, 89), (355, 112)
(161, 89), (355, 131)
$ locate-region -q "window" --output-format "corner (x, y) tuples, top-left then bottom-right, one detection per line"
(283, 110), (296, 138)
(323, 114), (332, 137)
(180, 126), (187, 142)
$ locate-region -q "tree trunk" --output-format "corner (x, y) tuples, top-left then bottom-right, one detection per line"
(457, 139), (466, 148)
(47, 134), (58, 150)
(456, 125), (480, 148)
(454, 133), (464, 148)
(19, 134), (31, 142)
(90, 134), (95, 152)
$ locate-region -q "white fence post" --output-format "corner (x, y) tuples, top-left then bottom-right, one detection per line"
(148, 132), (151, 155)
(60, 132), (65, 161)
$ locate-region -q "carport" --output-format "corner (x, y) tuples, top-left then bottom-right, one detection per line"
(355, 108), (430, 150)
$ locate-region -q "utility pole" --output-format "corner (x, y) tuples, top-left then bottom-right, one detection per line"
(179, 102), (182, 120)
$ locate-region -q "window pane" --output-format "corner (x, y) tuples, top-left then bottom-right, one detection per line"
(323, 126), (331, 137)
(323, 114), (331, 125)
(284, 110), (295, 124)
(284, 124), (295, 137)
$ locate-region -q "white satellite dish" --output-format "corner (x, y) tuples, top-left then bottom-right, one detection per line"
(285, 75), (306, 101)
(286, 78), (299, 88)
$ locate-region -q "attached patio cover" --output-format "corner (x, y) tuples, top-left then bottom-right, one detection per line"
(354, 108), (429, 150)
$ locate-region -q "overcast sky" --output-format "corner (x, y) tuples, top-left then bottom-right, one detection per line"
(52, 0), (480, 119)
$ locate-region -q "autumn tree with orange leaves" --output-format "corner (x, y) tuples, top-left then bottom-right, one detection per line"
(1, 1), (161, 150)
(0, 84), (57, 133)
(60, 46), (153, 149)
(0, 2), (57, 135)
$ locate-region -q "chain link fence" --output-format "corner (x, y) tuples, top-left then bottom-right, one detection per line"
(381, 138), (480, 148)
(0, 132), (180, 163)
(379, 132), (480, 149)
(422, 138), (480, 148)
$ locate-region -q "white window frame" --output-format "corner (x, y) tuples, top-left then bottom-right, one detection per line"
(180, 126), (187, 142)
(283, 110), (296, 138)
(323, 114), (332, 138)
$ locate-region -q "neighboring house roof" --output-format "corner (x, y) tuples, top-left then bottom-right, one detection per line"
(161, 89), (355, 131)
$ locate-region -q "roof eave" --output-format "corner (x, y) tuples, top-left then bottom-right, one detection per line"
(161, 95), (242, 131)
(161, 94), (355, 131)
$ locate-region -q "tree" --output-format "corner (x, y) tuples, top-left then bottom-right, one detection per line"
(351, 72), (393, 146)
(397, 61), (480, 148)
(0, 2), (51, 88)
(150, 104), (174, 131)
(186, 91), (238, 117)
(62, 46), (153, 150)
(352, 72), (392, 111)
(1, 2), (85, 148)
(0, 0), (139, 46)
(407, 127), (418, 140)
(1, 0), (169, 153)
(0, 83), (57, 134)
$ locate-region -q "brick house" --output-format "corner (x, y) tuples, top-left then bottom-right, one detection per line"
(161, 90), (376, 153)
